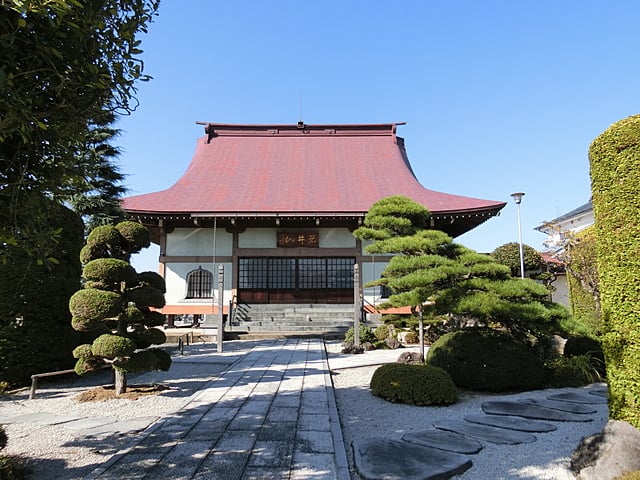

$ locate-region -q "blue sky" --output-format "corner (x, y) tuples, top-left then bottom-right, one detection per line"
(120, 1), (640, 272)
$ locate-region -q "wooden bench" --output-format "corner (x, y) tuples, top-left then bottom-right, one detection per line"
(29, 369), (76, 399)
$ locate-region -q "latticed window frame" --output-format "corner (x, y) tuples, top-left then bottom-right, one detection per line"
(185, 267), (213, 299)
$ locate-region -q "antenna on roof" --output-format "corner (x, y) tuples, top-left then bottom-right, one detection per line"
(298, 93), (303, 126)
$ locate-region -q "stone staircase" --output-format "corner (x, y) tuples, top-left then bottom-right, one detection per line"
(228, 303), (359, 338)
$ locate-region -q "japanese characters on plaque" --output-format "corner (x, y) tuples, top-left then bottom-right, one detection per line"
(277, 231), (319, 248)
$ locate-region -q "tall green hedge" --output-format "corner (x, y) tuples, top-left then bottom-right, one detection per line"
(589, 114), (640, 428)
(567, 226), (600, 336)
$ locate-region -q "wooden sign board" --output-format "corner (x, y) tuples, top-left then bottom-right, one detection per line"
(277, 231), (319, 248)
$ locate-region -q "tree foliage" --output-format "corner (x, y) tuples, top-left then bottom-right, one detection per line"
(0, 202), (84, 386)
(69, 221), (170, 395)
(491, 242), (545, 278)
(354, 196), (568, 348)
(589, 114), (640, 428)
(0, 0), (159, 261)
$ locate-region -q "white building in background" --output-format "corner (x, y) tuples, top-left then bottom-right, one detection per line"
(536, 200), (594, 308)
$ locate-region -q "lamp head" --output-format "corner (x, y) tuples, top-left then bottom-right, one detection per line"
(510, 192), (525, 205)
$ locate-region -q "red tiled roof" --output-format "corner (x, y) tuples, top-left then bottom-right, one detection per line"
(123, 123), (505, 218)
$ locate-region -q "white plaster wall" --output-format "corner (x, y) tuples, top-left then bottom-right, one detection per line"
(166, 228), (233, 256)
(239, 228), (275, 248)
(319, 228), (356, 247)
(164, 262), (233, 305)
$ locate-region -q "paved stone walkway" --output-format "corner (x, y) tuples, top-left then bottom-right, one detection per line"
(86, 338), (349, 480)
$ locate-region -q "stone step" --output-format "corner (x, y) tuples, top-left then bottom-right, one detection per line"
(233, 323), (351, 333)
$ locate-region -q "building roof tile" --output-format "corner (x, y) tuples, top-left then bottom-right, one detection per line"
(123, 123), (505, 230)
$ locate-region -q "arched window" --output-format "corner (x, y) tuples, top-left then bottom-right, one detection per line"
(186, 267), (213, 299)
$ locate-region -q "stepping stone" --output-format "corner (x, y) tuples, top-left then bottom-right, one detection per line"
(402, 430), (483, 454)
(464, 414), (557, 433)
(433, 419), (537, 445)
(588, 385), (609, 398)
(525, 398), (597, 414)
(353, 437), (472, 480)
(482, 400), (593, 422)
(547, 391), (608, 404)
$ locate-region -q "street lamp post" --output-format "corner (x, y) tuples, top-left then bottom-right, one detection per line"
(510, 192), (526, 279)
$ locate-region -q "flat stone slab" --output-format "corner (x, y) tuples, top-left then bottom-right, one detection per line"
(433, 419), (537, 445)
(81, 416), (159, 436)
(402, 430), (483, 454)
(547, 391), (608, 404)
(482, 400), (593, 422)
(525, 398), (597, 414)
(353, 437), (472, 480)
(0, 412), (84, 425)
(464, 414), (557, 433)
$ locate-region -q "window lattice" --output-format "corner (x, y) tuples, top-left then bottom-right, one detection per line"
(186, 267), (213, 298)
(238, 257), (354, 290)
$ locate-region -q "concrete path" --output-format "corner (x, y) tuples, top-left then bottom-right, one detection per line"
(85, 338), (349, 480)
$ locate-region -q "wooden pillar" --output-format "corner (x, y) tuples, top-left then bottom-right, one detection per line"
(217, 264), (224, 353)
(353, 263), (360, 346)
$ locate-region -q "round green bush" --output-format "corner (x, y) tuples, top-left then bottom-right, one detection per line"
(143, 311), (167, 327)
(80, 243), (107, 264)
(74, 356), (104, 375)
(374, 324), (391, 341)
(69, 288), (124, 322)
(344, 325), (376, 345)
(151, 348), (172, 371)
(82, 258), (137, 288)
(123, 305), (145, 324)
(116, 221), (150, 252)
(72, 344), (93, 359)
(426, 329), (546, 392)
(119, 350), (158, 373)
(131, 327), (167, 349)
(91, 334), (136, 358)
(86, 225), (122, 248)
(138, 271), (167, 293)
(127, 285), (166, 308)
(370, 363), (458, 405)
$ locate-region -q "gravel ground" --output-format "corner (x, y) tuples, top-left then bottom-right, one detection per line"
(1, 341), (609, 480)
(326, 341), (609, 480)
(0, 356), (230, 480)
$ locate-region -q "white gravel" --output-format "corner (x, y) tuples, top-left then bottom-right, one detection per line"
(0, 341), (609, 480)
(326, 341), (609, 480)
(0, 355), (230, 480)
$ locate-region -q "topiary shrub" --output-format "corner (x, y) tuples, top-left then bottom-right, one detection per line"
(91, 334), (136, 358)
(374, 324), (391, 341)
(82, 258), (137, 289)
(70, 222), (170, 396)
(344, 325), (376, 345)
(137, 271), (167, 293)
(116, 221), (150, 252)
(370, 363), (458, 406)
(426, 329), (546, 392)
(69, 289), (124, 322)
